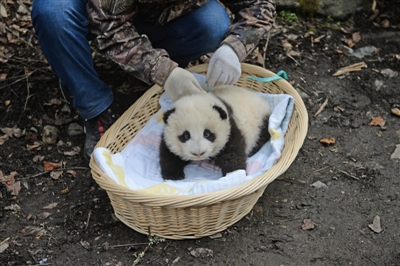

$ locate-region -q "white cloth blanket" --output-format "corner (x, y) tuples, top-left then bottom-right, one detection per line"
(93, 90), (294, 196)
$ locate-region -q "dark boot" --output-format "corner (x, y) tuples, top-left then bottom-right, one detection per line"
(83, 105), (118, 163)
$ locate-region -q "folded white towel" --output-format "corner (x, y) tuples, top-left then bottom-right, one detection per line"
(94, 90), (294, 196)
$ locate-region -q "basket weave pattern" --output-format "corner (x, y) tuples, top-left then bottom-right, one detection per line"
(90, 63), (308, 239)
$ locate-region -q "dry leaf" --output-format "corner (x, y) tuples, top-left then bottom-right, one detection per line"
(287, 33), (299, 40)
(340, 27), (352, 34)
(256, 52), (263, 65)
(4, 204), (21, 212)
(320, 138), (335, 145)
(346, 39), (355, 48)
(22, 226), (47, 236)
(304, 31), (315, 38)
(0, 73), (7, 81)
(27, 143), (42, 151)
(42, 202), (59, 209)
(80, 240), (92, 251)
(282, 41), (292, 53)
(190, 248), (214, 258)
(288, 50), (301, 57)
(0, 134), (9, 145)
(0, 126), (22, 138)
(391, 108), (400, 117)
(369, 116), (386, 128)
(381, 68), (398, 78)
(66, 170), (77, 178)
(302, 219), (316, 230)
(50, 171), (63, 180)
(0, 171), (20, 196)
(368, 215), (382, 233)
(313, 35), (325, 43)
(63, 146), (81, 156)
(44, 161), (62, 171)
(333, 62), (367, 77)
(9, 181), (21, 196)
(38, 212), (52, 220)
(33, 155), (45, 162)
(381, 19), (390, 28)
(0, 240), (9, 254)
(352, 32), (361, 43)
(0, 4), (8, 18)
(44, 98), (62, 106)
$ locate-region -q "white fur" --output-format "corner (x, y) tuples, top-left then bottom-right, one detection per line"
(213, 85), (271, 155)
(163, 85), (271, 161)
(164, 93), (231, 161)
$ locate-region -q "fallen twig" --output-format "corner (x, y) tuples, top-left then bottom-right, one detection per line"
(23, 74), (30, 111)
(25, 167), (90, 179)
(109, 243), (149, 249)
(338, 170), (360, 180)
(263, 31), (271, 69)
(85, 210), (91, 230)
(333, 62), (367, 77)
(314, 98), (328, 116)
(0, 237), (10, 245)
(0, 70), (37, 90)
(287, 53), (301, 65)
(313, 165), (331, 173)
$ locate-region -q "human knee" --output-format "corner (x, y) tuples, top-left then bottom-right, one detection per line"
(196, 17), (230, 48)
(32, 1), (87, 32)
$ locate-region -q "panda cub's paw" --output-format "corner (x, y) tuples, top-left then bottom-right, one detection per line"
(161, 168), (185, 181)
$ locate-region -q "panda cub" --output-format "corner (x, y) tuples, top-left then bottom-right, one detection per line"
(159, 85), (271, 180)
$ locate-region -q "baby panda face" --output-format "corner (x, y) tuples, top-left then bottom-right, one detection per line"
(162, 93), (231, 161)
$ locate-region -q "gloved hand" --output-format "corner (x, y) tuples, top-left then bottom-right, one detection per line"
(206, 44), (241, 89)
(164, 67), (205, 101)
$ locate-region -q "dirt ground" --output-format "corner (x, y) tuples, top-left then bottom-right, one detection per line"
(1, 2), (400, 266)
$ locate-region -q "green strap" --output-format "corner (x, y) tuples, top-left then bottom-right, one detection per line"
(246, 70), (288, 82)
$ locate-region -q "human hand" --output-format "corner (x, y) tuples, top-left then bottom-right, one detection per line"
(206, 44), (241, 89)
(164, 67), (205, 101)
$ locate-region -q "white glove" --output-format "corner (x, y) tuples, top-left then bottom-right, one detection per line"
(206, 44), (241, 89)
(164, 67), (205, 102)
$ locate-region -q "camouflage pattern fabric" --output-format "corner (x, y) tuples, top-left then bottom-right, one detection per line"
(87, 0), (276, 86)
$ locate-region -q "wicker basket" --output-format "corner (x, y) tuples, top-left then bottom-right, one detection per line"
(89, 63), (308, 239)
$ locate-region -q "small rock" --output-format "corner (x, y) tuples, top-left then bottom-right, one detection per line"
(67, 123), (84, 136)
(190, 248), (213, 258)
(310, 181), (328, 189)
(208, 233), (222, 239)
(368, 215), (383, 233)
(390, 144), (400, 160)
(374, 79), (384, 91)
(302, 219), (316, 230)
(352, 45), (378, 59)
(42, 125), (59, 144)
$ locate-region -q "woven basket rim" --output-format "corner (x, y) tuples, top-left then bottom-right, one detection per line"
(89, 63), (308, 207)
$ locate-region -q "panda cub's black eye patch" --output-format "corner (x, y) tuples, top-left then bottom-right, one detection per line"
(178, 130), (191, 143)
(203, 129), (215, 142)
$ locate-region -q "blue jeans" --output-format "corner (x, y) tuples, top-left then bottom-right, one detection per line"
(31, 0), (230, 119)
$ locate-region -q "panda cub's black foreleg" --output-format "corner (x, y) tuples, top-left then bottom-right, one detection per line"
(248, 116), (271, 157)
(214, 118), (247, 176)
(159, 137), (190, 180)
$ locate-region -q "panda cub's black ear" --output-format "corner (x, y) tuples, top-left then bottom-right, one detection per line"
(163, 108), (175, 124)
(213, 105), (228, 120)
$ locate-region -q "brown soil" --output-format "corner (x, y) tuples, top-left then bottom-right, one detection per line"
(1, 3), (400, 266)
